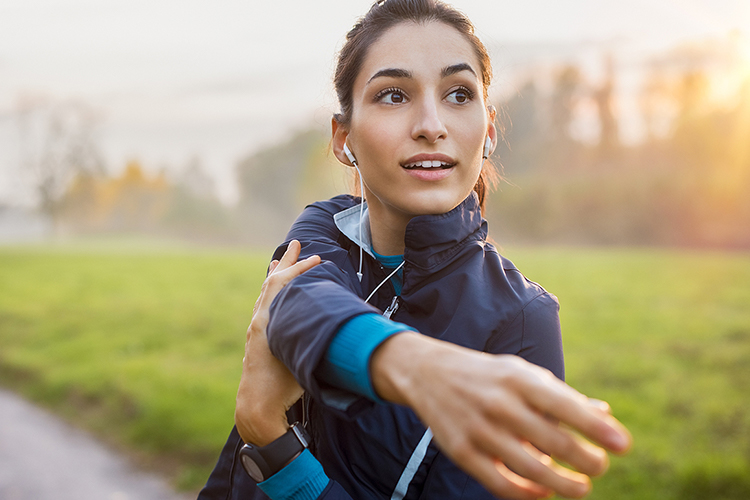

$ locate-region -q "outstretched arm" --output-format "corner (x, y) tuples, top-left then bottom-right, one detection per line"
(371, 332), (632, 499)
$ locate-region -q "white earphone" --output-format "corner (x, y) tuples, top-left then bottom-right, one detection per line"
(344, 142), (365, 282)
(343, 143), (358, 166)
(482, 136), (492, 160)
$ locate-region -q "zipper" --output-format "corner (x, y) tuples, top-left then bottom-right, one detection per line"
(383, 296), (400, 319)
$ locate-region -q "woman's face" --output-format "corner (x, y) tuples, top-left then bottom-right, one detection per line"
(333, 21), (496, 227)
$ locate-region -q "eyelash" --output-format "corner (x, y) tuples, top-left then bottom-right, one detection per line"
(374, 87), (406, 103)
(373, 86), (477, 104)
(447, 86), (475, 103)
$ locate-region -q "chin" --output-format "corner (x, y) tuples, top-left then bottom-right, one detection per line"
(402, 196), (464, 217)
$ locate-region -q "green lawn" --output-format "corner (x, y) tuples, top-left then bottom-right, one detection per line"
(1, 243), (749, 498)
(505, 247), (750, 500)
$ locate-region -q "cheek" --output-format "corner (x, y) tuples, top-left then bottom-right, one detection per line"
(355, 118), (403, 164)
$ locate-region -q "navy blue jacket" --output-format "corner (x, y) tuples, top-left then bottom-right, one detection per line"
(198, 193), (564, 500)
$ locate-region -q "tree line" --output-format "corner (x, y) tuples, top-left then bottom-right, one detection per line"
(486, 46), (750, 248)
(24, 43), (750, 249)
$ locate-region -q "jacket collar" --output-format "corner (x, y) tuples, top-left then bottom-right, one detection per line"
(334, 192), (487, 276)
(403, 191), (487, 274)
(333, 201), (376, 260)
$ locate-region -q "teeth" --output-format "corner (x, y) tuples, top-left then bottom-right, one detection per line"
(404, 160), (451, 169)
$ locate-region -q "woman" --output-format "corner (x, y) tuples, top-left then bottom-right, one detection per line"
(200, 1), (631, 499)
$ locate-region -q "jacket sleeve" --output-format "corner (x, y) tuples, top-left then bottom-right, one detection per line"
(266, 198), (383, 403)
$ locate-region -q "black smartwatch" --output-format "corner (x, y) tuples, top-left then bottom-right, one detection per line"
(239, 422), (311, 482)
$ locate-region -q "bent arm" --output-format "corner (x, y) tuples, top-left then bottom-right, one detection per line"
(231, 241), (356, 500)
(265, 198), (389, 403)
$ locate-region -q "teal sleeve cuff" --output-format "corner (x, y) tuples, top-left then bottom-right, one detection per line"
(318, 313), (417, 402)
(257, 448), (329, 500)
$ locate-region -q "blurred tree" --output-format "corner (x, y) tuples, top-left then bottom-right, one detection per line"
(62, 160), (168, 234)
(180, 156), (217, 202)
(593, 55), (620, 154)
(16, 96), (105, 233)
(549, 65), (583, 146)
(102, 160), (169, 232)
(61, 158), (238, 242)
(640, 65), (675, 142)
(235, 127), (344, 245)
(494, 79), (545, 176)
(162, 158), (236, 241)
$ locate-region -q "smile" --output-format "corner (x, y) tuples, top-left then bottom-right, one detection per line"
(402, 160), (455, 169)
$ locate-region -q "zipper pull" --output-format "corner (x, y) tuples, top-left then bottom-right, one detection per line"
(383, 296), (400, 319)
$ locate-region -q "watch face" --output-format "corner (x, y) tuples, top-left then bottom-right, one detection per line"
(240, 453), (264, 482)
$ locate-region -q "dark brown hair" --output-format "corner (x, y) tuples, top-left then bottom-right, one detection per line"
(333, 0), (498, 213)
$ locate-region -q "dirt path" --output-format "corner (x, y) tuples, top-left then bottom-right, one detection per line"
(0, 387), (193, 500)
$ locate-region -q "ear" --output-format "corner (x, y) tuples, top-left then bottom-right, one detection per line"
(331, 117), (354, 167)
(486, 105), (498, 156)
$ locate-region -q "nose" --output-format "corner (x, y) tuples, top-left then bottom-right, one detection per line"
(411, 96), (447, 143)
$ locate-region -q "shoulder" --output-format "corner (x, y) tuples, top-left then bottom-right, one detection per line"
(304, 195), (360, 217)
(284, 195), (359, 243)
(482, 243), (558, 312)
(479, 247), (564, 377)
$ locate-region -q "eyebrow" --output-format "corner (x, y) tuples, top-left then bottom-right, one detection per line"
(442, 63), (476, 78)
(367, 68), (412, 84)
(366, 63), (477, 85)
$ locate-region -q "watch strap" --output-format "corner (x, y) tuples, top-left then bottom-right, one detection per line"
(259, 423), (309, 474)
(240, 422), (310, 481)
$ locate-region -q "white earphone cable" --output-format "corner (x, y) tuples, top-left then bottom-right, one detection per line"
(355, 164), (365, 282)
(365, 260), (405, 304)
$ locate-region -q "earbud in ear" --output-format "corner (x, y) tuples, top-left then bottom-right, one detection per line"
(343, 143), (358, 166)
(482, 136), (492, 159)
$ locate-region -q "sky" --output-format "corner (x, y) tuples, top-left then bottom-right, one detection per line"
(1, 0), (749, 204)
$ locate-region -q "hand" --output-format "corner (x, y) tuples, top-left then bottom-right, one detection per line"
(235, 240), (321, 446)
(371, 332), (632, 500)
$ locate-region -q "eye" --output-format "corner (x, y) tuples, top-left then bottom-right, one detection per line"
(375, 87), (408, 105)
(446, 87), (474, 104)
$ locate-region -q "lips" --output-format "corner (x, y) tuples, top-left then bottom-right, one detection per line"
(401, 154), (456, 170)
(402, 160), (454, 169)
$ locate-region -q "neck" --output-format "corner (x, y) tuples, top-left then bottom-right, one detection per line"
(367, 202), (410, 256)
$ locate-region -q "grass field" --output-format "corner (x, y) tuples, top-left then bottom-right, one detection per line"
(1, 242), (749, 498)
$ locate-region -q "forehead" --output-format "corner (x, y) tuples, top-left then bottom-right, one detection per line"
(357, 21), (481, 83)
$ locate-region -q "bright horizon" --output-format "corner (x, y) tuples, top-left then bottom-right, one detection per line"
(1, 0), (748, 205)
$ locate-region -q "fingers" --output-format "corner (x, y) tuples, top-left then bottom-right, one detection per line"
(514, 442), (592, 499)
(265, 240), (321, 293)
(482, 395), (610, 479)
(274, 239), (303, 272)
(525, 375), (632, 457)
(252, 241), (321, 323)
(458, 448), (553, 500)
(267, 260), (280, 275)
(587, 398), (611, 415)
(474, 419), (594, 498)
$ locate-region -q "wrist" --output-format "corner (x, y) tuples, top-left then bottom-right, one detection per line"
(370, 331), (441, 406)
(235, 405), (289, 447)
(239, 422), (311, 482)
